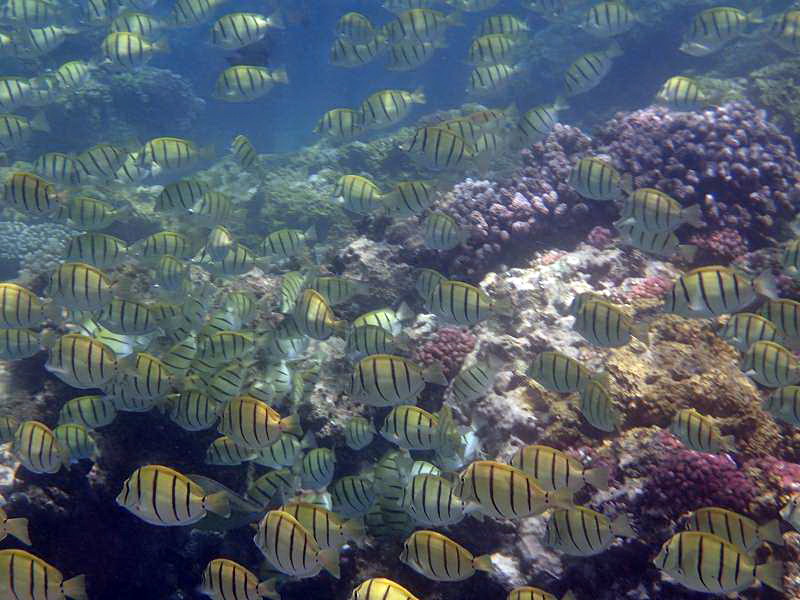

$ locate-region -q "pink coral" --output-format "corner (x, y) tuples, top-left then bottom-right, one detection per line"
(413, 327), (476, 379)
(625, 276), (672, 301)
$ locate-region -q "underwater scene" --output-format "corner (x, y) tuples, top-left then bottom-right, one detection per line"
(4, 0), (800, 599)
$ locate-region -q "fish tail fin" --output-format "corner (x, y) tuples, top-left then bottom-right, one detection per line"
(754, 271), (778, 301)
(304, 224), (317, 242)
(755, 559), (784, 592)
(62, 574), (88, 600)
(682, 203), (704, 228)
(620, 173), (633, 195)
(677, 244), (698, 263)
(5, 517), (30, 545)
(447, 11), (464, 26)
(720, 434), (736, 452)
(553, 95), (569, 111)
(607, 39), (624, 57)
(203, 491), (231, 518)
(549, 489), (574, 509)
(267, 10), (285, 29)
(423, 362), (448, 386)
(153, 38), (170, 52)
(317, 548), (341, 579)
(629, 321), (650, 344)
(256, 578), (281, 600)
(396, 301), (414, 323)
(280, 414), (302, 437)
(611, 513), (636, 538)
(30, 111), (50, 133)
(758, 518), (784, 547)
(492, 295), (514, 317)
(332, 319), (348, 339)
(584, 466), (610, 491)
(747, 7), (763, 24)
(271, 67), (289, 85)
(411, 86), (426, 104)
(472, 554), (494, 573)
(342, 518), (367, 545)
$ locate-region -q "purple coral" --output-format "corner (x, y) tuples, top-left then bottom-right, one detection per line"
(642, 444), (756, 518)
(587, 226), (613, 249)
(413, 327), (476, 379)
(595, 102), (800, 248)
(624, 275), (672, 301)
(432, 102), (800, 277)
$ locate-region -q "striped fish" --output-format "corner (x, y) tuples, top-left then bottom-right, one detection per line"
(34, 152), (80, 184)
(509, 445), (609, 492)
(507, 588), (575, 600)
(169, 0), (226, 27)
(399, 530), (493, 582)
(423, 212), (467, 250)
(616, 223), (697, 260)
(189, 191), (232, 225)
(663, 267), (776, 318)
(545, 507), (635, 556)
(206, 360), (250, 403)
(162, 390), (220, 431)
(617, 188), (703, 232)
(468, 33), (519, 66)
(365, 497), (415, 539)
(516, 99), (566, 143)
(360, 89), (426, 129)
(348, 354), (447, 407)
(527, 351), (596, 393)
(200, 558), (278, 600)
(468, 63), (520, 95)
(59, 196), (123, 230)
(206, 225), (235, 261)
(0, 283), (56, 328)
(568, 157), (630, 201)
(101, 32), (168, 68)
(386, 40), (440, 71)
(160, 334), (197, 376)
(156, 179), (210, 213)
(230, 134), (258, 172)
(137, 137), (213, 172)
(760, 298), (800, 339)
(401, 474), (467, 526)
(330, 474), (375, 517)
(308, 276), (369, 306)
(344, 416), (375, 450)
(206, 243), (259, 277)
(218, 395), (301, 449)
(669, 408), (734, 453)
(314, 108), (363, 140)
(455, 460), (573, 519)
(117, 352), (174, 400)
(345, 324), (399, 356)
(781, 238), (800, 278)
(450, 357), (501, 402)
(22, 24), (78, 55)
(336, 11), (375, 42)
(0, 327), (41, 359)
(680, 7), (756, 56)
(653, 531), (784, 594)
(132, 231), (195, 259)
(0, 507), (29, 545)
(197, 331), (255, 366)
(380, 404), (454, 451)
(0, 416), (18, 443)
(278, 271), (305, 314)
(770, 10), (800, 53)
(582, 1), (637, 37)
(58, 395), (117, 429)
(96, 298), (158, 335)
(335, 175), (383, 215)
(685, 507), (783, 554)
(570, 298), (648, 347)
(330, 37), (385, 68)
(564, 43), (623, 96)
(213, 66), (288, 102)
(655, 76), (710, 111)
(297, 447), (336, 490)
(352, 305), (412, 335)
(402, 126), (473, 170)
(0, 550), (86, 600)
(718, 312), (782, 351)
(53, 423), (97, 462)
(251, 432), (309, 468)
(108, 381), (157, 413)
(293, 289), (346, 340)
(261, 227), (316, 258)
(75, 143), (128, 179)
(48, 262), (113, 311)
(414, 268), (447, 305)
(64, 233), (128, 270)
(210, 11), (283, 49)
(246, 469), (298, 507)
(110, 10), (166, 39)
(45, 333), (118, 388)
(116, 464), (231, 525)
(3, 171), (63, 215)
(577, 379), (620, 432)
(253, 510), (341, 578)
(206, 435), (256, 466)
(383, 9), (462, 44)
(428, 280), (512, 325)
(763, 385), (800, 427)
(741, 340), (800, 387)
(382, 180), (436, 217)
(351, 578), (421, 600)
(479, 14), (528, 36)
(13, 420), (66, 474)
(282, 500), (366, 549)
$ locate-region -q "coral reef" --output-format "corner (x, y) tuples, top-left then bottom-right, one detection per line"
(0, 220), (77, 283)
(749, 57), (800, 138)
(412, 326), (477, 379)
